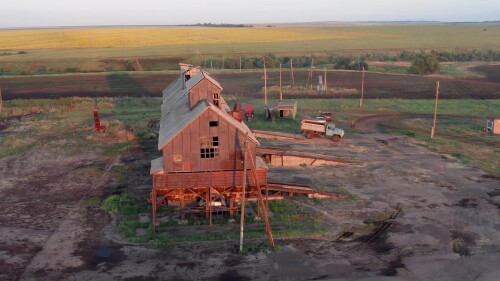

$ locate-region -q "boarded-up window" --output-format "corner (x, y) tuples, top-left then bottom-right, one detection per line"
(173, 154), (182, 162)
(200, 136), (219, 158)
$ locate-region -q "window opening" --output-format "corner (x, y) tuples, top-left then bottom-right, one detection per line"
(213, 92), (220, 107)
(209, 121), (219, 127)
(200, 136), (219, 158)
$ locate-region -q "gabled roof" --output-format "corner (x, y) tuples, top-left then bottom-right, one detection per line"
(185, 70), (223, 91)
(277, 101), (297, 109)
(207, 102), (259, 146)
(158, 96), (259, 150)
(158, 68), (256, 150)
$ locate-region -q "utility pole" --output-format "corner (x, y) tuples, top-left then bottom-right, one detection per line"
(309, 59), (314, 89)
(324, 68), (327, 92)
(264, 58), (267, 107)
(290, 59), (295, 87)
(0, 88), (3, 116)
(359, 67), (365, 108)
(279, 63), (283, 101)
(431, 81), (440, 139)
(239, 134), (249, 253)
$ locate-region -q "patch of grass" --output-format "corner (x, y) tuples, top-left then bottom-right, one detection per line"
(369, 64), (409, 74)
(102, 141), (133, 156)
(383, 117), (500, 177)
(101, 193), (139, 215)
(101, 194), (121, 213)
(82, 197), (101, 207)
(331, 187), (360, 201)
(437, 63), (486, 79)
(119, 218), (154, 243)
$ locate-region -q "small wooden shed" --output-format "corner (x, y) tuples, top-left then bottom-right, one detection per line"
(494, 118), (500, 135)
(276, 101), (297, 120)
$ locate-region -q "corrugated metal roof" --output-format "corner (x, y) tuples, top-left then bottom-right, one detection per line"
(208, 103), (259, 146)
(277, 101), (297, 109)
(158, 88), (209, 150)
(256, 156), (268, 170)
(162, 75), (184, 99)
(150, 157), (164, 175)
(219, 95), (231, 112)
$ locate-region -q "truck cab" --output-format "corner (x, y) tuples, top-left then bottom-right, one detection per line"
(325, 123), (344, 141)
(320, 112), (333, 122)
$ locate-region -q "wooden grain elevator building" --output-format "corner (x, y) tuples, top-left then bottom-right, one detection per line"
(150, 64), (269, 225)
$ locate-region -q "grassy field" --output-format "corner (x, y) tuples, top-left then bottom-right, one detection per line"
(1, 25), (499, 55)
(0, 24), (499, 75)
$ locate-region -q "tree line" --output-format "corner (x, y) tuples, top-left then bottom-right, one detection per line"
(183, 23), (253, 28)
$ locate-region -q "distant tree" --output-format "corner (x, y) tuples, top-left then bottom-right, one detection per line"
(263, 53), (279, 68)
(409, 52), (440, 75)
(334, 57), (352, 69)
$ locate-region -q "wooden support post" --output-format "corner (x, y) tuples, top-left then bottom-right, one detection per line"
(246, 142), (275, 248)
(264, 58), (267, 107)
(265, 184), (269, 213)
(290, 59), (295, 87)
(359, 67), (365, 108)
(209, 187), (212, 226)
(152, 189), (157, 237)
(239, 134), (249, 252)
(431, 81), (440, 139)
(180, 191), (186, 221)
(230, 197), (235, 219)
(205, 188), (210, 218)
(240, 56), (242, 73)
(279, 64), (283, 101)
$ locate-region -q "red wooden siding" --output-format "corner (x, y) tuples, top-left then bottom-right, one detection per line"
(189, 79), (222, 109)
(153, 169), (267, 190)
(162, 107), (256, 174)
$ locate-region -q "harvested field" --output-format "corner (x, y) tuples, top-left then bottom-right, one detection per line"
(1, 65), (500, 100)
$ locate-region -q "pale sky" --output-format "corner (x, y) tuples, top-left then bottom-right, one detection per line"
(0, 0), (499, 28)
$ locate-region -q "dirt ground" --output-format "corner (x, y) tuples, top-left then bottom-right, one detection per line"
(1, 112), (499, 281)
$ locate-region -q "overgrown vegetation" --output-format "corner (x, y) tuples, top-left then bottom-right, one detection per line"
(0, 97), (156, 160)
(408, 52), (440, 75)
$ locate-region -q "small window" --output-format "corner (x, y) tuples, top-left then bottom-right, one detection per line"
(209, 121), (219, 127)
(201, 147), (219, 158)
(213, 92), (220, 107)
(200, 136), (219, 158)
